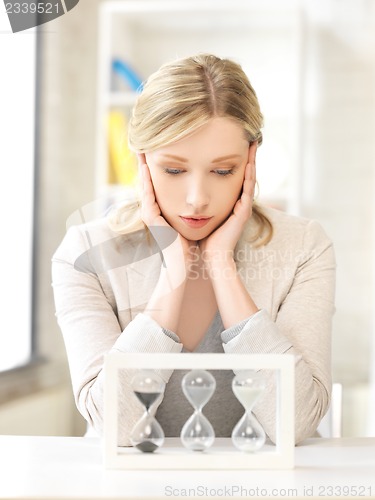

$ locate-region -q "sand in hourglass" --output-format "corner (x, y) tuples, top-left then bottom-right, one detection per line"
(232, 386), (263, 407)
(133, 391), (163, 452)
(184, 386), (212, 408)
(231, 373), (266, 452)
(134, 391), (162, 411)
(180, 370), (216, 451)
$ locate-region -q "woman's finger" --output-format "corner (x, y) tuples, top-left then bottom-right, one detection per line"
(140, 163), (158, 210)
(138, 161), (159, 226)
(242, 142), (257, 200)
(248, 140), (258, 165)
(137, 152), (146, 166)
(241, 163), (255, 201)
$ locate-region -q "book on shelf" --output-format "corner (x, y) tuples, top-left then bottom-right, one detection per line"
(107, 110), (138, 186)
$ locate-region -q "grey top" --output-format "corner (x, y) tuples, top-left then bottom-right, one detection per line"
(156, 312), (244, 437)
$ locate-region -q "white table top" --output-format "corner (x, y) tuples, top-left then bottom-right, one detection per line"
(0, 435), (374, 499)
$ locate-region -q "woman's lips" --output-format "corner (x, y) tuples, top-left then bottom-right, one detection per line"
(179, 216), (212, 228)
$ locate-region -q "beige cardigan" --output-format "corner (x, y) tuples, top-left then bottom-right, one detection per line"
(52, 205), (336, 445)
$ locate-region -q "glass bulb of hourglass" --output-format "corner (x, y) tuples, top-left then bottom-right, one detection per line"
(130, 370), (165, 453)
(231, 370), (266, 452)
(180, 369), (216, 452)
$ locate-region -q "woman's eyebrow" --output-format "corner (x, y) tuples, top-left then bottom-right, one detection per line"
(159, 154), (188, 163)
(159, 153), (243, 163)
(211, 154), (243, 163)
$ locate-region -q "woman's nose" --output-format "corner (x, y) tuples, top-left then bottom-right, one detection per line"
(185, 179), (209, 210)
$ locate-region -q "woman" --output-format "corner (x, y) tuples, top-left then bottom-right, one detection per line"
(52, 53), (336, 445)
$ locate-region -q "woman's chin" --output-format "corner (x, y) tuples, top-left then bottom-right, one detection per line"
(167, 215), (225, 241)
(178, 224), (220, 243)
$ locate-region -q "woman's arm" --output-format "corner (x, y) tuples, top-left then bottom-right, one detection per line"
(218, 220), (336, 444)
(139, 161), (197, 332)
(51, 221), (184, 446)
(199, 144), (335, 444)
(52, 159), (197, 445)
(202, 256), (259, 328)
(199, 141), (259, 327)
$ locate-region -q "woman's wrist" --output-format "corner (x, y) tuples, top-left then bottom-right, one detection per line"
(200, 252), (258, 329)
(201, 249), (237, 276)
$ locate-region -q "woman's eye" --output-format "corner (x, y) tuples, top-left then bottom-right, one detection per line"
(164, 168), (184, 175)
(214, 169), (234, 176)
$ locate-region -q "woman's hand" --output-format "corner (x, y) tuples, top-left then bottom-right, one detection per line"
(138, 155), (196, 331)
(197, 143), (259, 327)
(139, 154), (168, 229)
(199, 142), (257, 263)
(138, 155), (197, 272)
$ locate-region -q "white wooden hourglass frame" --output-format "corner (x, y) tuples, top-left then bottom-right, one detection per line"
(103, 352), (295, 470)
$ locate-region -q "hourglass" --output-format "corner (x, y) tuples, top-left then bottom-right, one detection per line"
(180, 369), (216, 451)
(231, 370), (266, 452)
(130, 370), (165, 453)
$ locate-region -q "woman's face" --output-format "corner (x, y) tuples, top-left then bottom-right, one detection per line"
(145, 117), (251, 241)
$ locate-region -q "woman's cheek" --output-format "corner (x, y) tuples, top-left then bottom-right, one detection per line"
(228, 177), (243, 204)
(153, 178), (175, 211)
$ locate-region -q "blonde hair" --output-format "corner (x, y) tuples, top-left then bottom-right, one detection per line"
(108, 53), (272, 246)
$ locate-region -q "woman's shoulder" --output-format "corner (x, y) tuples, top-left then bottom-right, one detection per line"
(55, 216), (123, 251)
(52, 216), (149, 265)
(245, 204), (333, 251)
(261, 205), (312, 232)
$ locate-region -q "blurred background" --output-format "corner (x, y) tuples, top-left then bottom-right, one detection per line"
(0, 0), (374, 438)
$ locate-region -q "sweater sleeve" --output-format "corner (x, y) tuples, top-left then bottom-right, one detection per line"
(221, 219), (336, 445)
(51, 225), (182, 445)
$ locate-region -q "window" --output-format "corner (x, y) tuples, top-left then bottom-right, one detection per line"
(0, 12), (38, 372)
